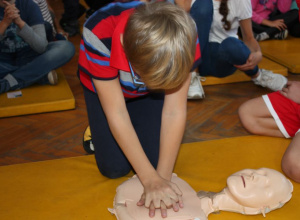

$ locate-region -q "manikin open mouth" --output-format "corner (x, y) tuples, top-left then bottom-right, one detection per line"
(241, 176), (246, 188)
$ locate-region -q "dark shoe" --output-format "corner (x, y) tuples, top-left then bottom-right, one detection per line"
(0, 79), (10, 94)
(83, 126), (95, 154)
(273, 29), (288, 40)
(59, 19), (80, 37)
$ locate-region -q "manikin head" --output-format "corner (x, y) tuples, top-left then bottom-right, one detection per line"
(226, 168), (293, 213)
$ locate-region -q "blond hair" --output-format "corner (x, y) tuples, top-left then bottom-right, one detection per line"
(123, 2), (197, 90)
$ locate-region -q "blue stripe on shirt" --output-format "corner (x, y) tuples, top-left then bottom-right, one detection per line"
(80, 45), (110, 66)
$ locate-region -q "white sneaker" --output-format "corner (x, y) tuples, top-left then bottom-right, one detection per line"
(253, 69), (287, 91)
(187, 72), (205, 99)
(48, 70), (58, 85)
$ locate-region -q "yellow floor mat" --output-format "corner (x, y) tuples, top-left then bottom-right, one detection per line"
(0, 136), (298, 220)
(202, 57), (288, 86)
(0, 69), (75, 118)
(259, 37), (300, 74)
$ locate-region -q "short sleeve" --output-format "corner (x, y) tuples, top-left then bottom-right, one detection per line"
(20, 0), (44, 26)
(237, 0), (252, 21)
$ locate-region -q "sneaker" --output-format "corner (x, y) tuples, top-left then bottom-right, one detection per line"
(273, 29), (288, 40)
(83, 126), (95, 154)
(48, 70), (58, 85)
(255, 32), (270, 41)
(187, 72), (205, 99)
(253, 69), (287, 91)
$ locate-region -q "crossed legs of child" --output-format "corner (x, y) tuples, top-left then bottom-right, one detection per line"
(253, 9), (299, 41)
(0, 40), (75, 94)
(199, 37), (287, 91)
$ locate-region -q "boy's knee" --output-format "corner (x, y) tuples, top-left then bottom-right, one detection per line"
(282, 156), (300, 183)
(97, 162), (131, 179)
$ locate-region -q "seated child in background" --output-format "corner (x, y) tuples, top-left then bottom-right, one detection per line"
(0, 0), (75, 94)
(175, 0), (287, 98)
(239, 81), (300, 183)
(251, 0), (299, 41)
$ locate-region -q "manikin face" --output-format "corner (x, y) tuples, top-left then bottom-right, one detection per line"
(227, 168), (293, 208)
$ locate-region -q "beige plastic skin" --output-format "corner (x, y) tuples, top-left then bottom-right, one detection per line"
(110, 168), (293, 220)
(202, 168), (294, 217)
(110, 174), (207, 220)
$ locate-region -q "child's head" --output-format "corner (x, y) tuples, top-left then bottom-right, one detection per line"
(123, 2), (197, 90)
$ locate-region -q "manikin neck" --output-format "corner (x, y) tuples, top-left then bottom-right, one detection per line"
(199, 188), (268, 217)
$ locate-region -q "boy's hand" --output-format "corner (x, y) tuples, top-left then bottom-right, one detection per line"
(280, 81), (300, 104)
(137, 176), (183, 218)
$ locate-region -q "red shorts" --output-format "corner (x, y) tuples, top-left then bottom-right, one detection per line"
(263, 91), (300, 138)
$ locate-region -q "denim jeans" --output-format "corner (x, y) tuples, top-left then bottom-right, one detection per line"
(0, 40), (75, 93)
(83, 87), (164, 179)
(199, 37), (259, 77)
(190, 0), (213, 58)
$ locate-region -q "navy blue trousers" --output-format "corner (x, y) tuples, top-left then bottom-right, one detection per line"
(83, 87), (164, 178)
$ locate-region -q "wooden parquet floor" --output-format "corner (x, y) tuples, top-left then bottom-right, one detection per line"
(1, 0), (300, 166)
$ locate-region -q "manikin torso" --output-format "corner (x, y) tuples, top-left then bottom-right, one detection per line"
(110, 174), (207, 220)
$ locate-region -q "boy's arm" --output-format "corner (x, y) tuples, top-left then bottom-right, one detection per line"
(156, 72), (191, 180)
(92, 77), (182, 217)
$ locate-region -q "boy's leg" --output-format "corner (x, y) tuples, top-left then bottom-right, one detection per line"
(7, 41), (75, 91)
(238, 96), (283, 137)
(255, 10), (299, 40)
(282, 132), (300, 183)
(83, 87), (164, 178)
(83, 87), (132, 178)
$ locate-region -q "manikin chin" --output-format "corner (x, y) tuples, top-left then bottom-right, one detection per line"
(109, 168), (293, 220)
